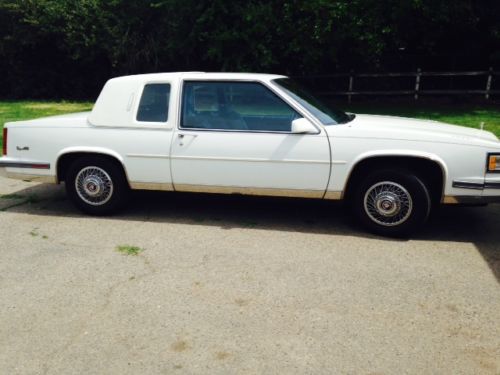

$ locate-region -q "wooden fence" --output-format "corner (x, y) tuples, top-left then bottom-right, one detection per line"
(297, 68), (499, 102)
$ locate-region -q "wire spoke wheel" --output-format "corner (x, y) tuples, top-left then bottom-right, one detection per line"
(363, 181), (413, 227)
(75, 166), (114, 206)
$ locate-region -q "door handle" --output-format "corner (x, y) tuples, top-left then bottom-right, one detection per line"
(177, 133), (197, 146)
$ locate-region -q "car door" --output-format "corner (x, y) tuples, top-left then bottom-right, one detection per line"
(170, 80), (331, 198)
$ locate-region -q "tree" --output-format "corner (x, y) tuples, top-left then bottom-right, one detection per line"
(0, 0), (498, 98)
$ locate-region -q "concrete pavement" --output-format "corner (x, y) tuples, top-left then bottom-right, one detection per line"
(0, 176), (499, 374)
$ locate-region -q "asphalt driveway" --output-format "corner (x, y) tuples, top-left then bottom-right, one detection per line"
(0, 176), (499, 374)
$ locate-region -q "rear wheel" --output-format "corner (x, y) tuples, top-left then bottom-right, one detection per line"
(351, 169), (431, 237)
(65, 156), (129, 215)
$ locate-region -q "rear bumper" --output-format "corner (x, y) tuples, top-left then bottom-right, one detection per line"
(0, 157), (55, 183)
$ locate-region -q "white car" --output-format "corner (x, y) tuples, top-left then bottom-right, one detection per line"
(1, 72), (500, 236)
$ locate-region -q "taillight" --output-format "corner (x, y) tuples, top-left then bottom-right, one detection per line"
(2, 127), (6, 156)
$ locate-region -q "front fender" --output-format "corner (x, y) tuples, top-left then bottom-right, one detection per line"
(350, 149), (449, 183)
(327, 149), (449, 196)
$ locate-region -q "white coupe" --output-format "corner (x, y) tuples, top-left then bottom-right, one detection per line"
(1, 72), (500, 236)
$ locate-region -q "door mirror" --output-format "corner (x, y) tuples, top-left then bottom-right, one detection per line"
(291, 118), (318, 134)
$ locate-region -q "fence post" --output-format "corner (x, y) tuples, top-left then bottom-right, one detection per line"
(348, 71), (354, 103)
(414, 68), (421, 100)
(486, 67), (493, 100)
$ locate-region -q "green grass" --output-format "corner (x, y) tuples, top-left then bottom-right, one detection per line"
(116, 245), (144, 256)
(0, 101), (93, 149)
(342, 102), (500, 136)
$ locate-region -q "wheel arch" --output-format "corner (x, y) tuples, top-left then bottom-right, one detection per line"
(343, 152), (448, 204)
(56, 147), (130, 186)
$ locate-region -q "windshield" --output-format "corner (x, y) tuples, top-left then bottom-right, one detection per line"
(272, 78), (352, 125)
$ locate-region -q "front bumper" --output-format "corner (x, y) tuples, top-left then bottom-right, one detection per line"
(447, 177), (500, 205)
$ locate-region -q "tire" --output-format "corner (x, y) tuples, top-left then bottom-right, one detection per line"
(65, 156), (129, 215)
(351, 169), (431, 237)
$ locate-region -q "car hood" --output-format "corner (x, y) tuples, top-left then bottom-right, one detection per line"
(327, 114), (499, 146)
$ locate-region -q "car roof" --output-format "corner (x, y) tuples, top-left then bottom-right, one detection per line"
(108, 72), (287, 83)
(89, 72), (289, 127)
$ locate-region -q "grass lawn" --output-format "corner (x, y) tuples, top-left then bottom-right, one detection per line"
(1, 100), (499, 149)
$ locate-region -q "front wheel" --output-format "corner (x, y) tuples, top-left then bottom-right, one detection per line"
(65, 156), (129, 215)
(351, 169), (431, 237)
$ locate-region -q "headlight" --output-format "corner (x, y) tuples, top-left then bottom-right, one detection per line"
(487, 153), (500, 172)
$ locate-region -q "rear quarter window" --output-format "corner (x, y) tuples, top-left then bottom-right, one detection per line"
(137, 84), (171, 122)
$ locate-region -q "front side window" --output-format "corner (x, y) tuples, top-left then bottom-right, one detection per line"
(181, 81), (301, 132)
(137, 83), (170, 122)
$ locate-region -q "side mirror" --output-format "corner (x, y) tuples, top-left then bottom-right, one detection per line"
(291, 118), (318, 134)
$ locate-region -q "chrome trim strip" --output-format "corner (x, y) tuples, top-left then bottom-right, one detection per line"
(88, 123), (172, 130)
(452, 180), (484, 190)
(129, 182), (174, 191)
(176, 128), (322, 135)
(126, 154), (170, 159)
(174, 183), (324, 199)
(0, 161), (50, 169)
(452, 180), (500, 190)
(170, 155), (329, 164)
(484, 182), (500, 189)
